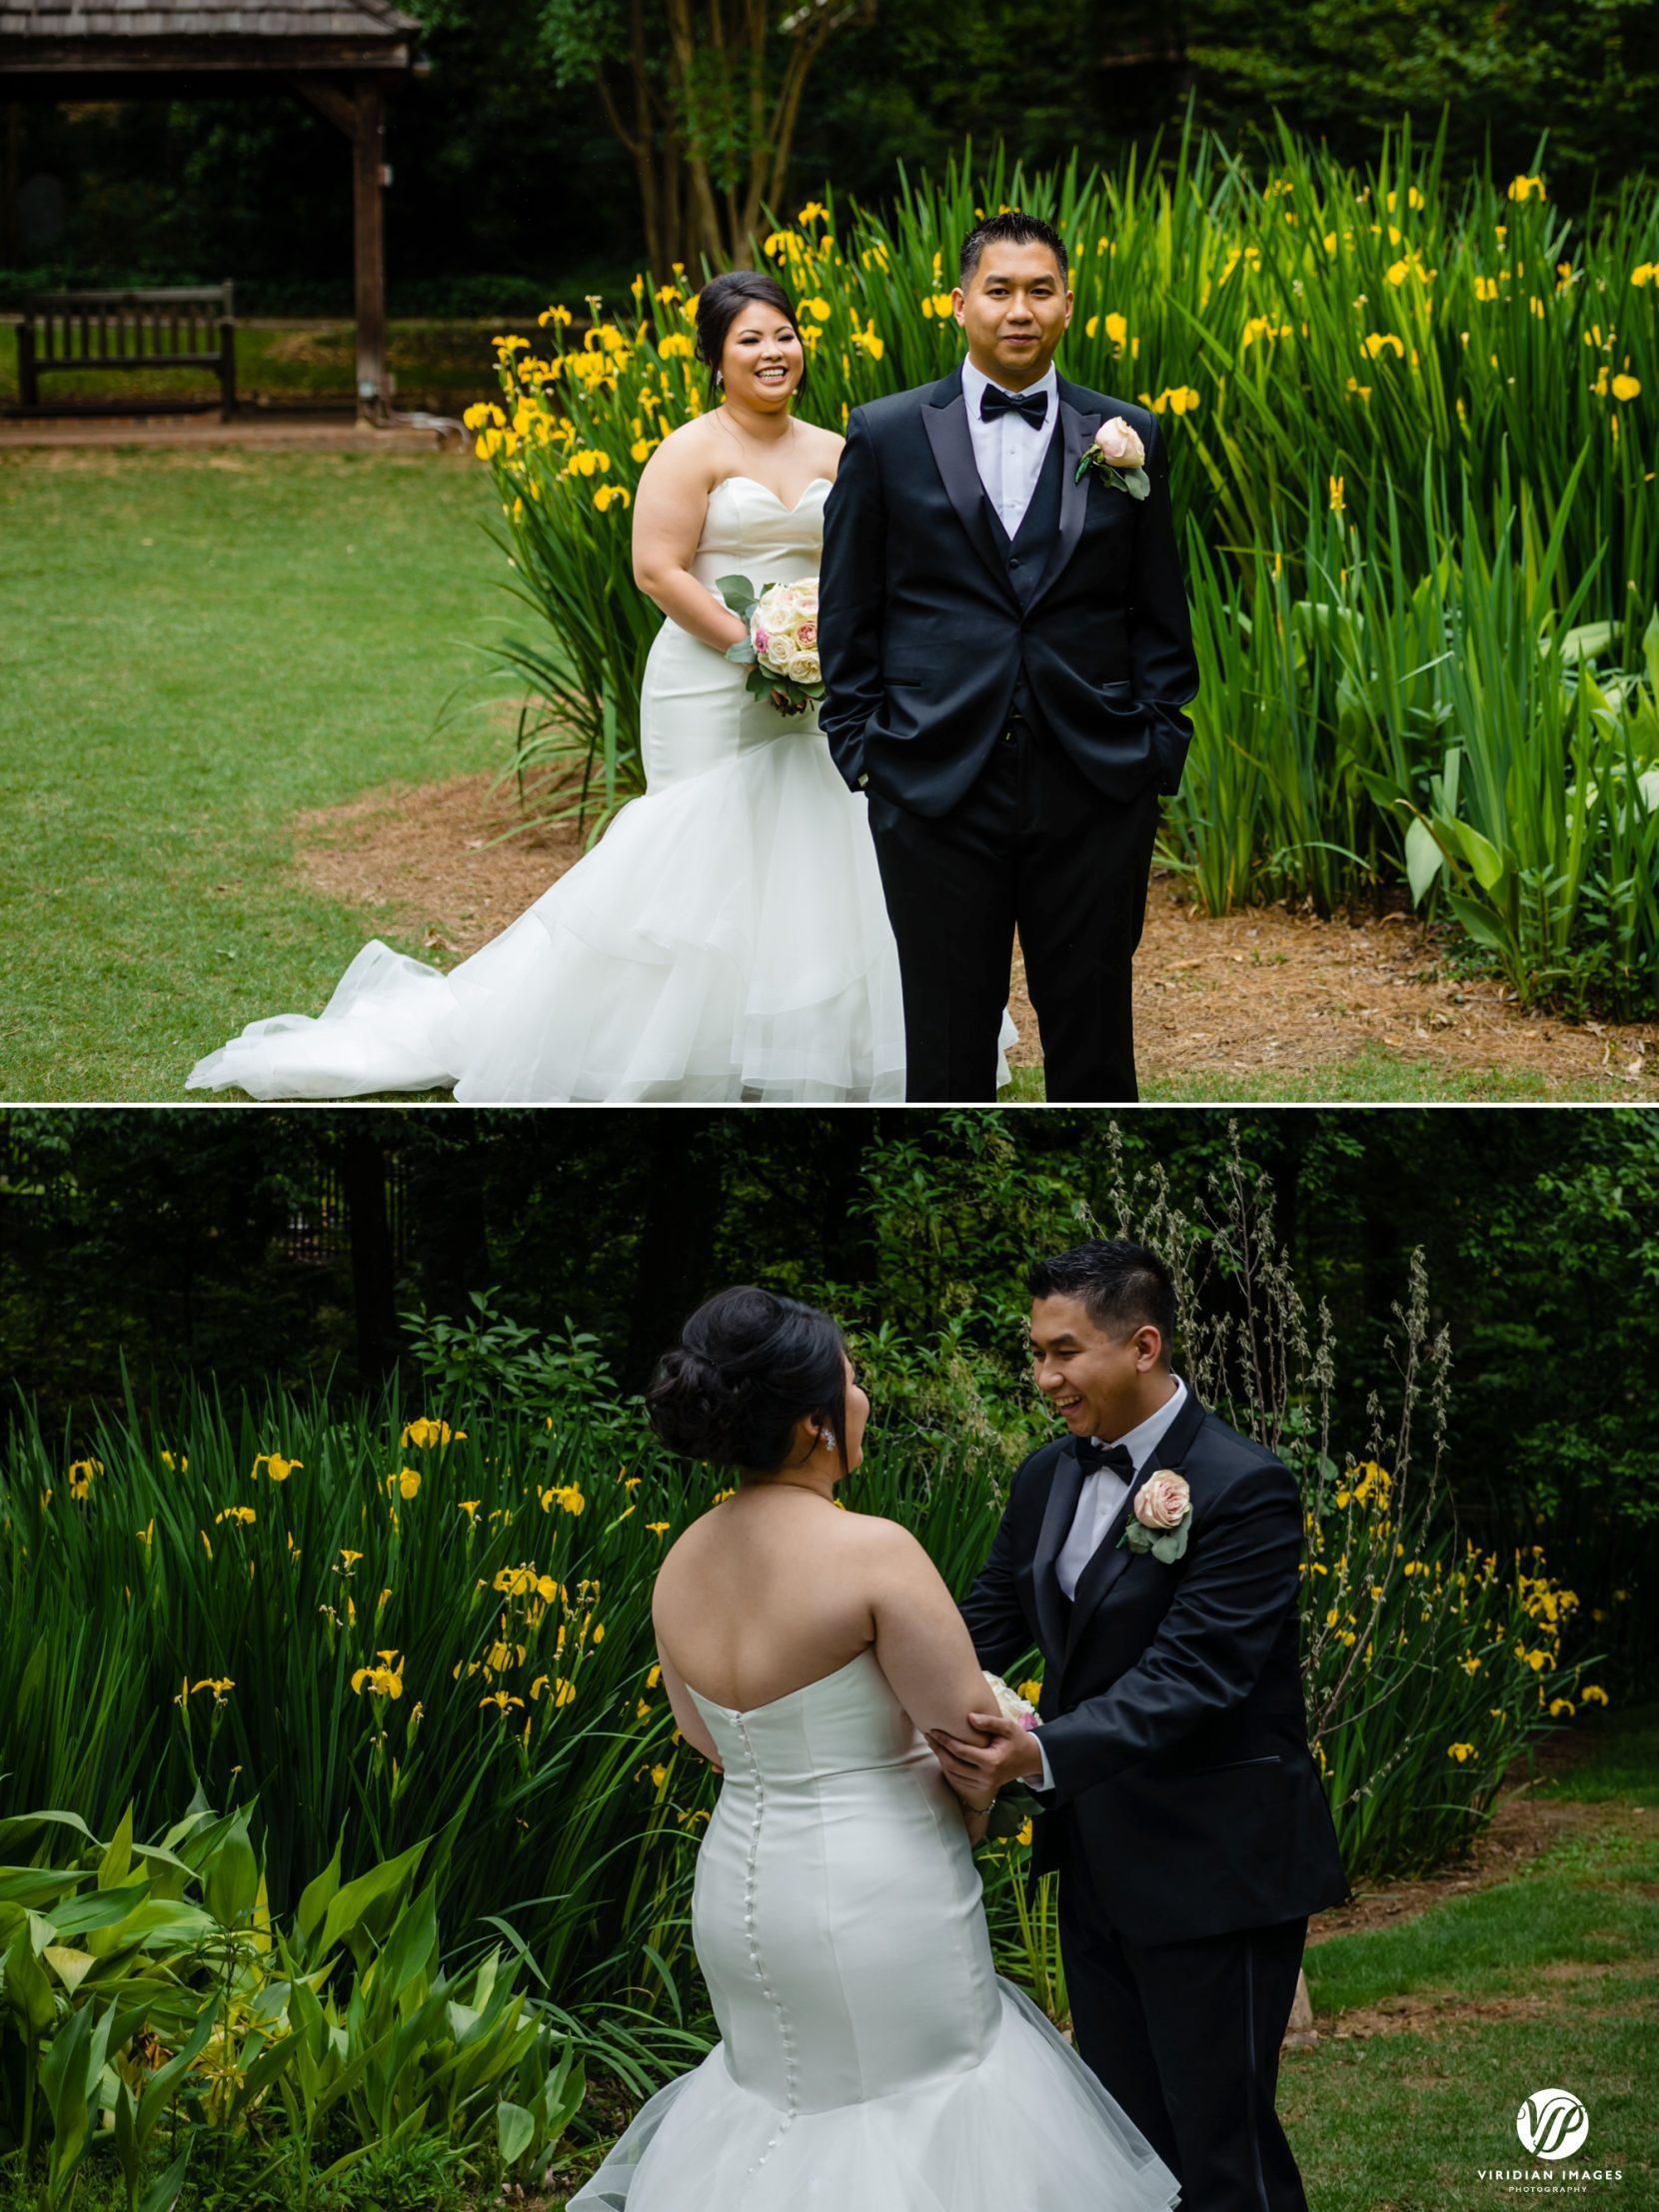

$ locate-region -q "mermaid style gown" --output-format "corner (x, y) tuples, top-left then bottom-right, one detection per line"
(184, 476), (911, 1103)
(569, 1648), (1180, 2212)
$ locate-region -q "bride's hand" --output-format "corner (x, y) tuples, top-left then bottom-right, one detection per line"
(770, 686), (809, 715)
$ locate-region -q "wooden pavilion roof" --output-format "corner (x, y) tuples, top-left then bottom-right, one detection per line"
(0, 0), (422, 74)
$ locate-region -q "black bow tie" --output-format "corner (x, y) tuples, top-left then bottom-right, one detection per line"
(979, 384), (1049, 430)
(1074, 1438), (1135, 1481)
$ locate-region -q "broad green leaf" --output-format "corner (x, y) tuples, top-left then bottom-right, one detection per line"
(1448, 819), (1506, 891)
(138, 2143), (193, 2212)
(319, 1836), (429, 1960)
(137, 2000), (218, 2138)
(296, 1828), (343, 1949)
(498, 2097), (536, 2167)
(0, 1812), (98, 1856)
(1556, 618), (1612, 663)
(43, 1877), (150, 1938)
(1404, 815), (1443, 904)
(42, 1944), (95, 1993)
(1446, 893), (1508, 952)
(3, 1922), (57, 2036)
(97, 1804), (135, 1891)
(368, 1883), (439, 2010)
(204, 1812), (259, 1929)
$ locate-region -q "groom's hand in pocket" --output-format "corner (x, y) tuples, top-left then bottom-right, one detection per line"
(926, 1711), (1045, 1799)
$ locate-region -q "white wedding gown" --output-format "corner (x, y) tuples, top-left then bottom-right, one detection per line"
(569, 1648), (1179, 2212)
(184, 476), (926, 1102)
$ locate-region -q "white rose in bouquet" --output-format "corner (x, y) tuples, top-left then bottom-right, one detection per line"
(981, 1672), (1040, 1728)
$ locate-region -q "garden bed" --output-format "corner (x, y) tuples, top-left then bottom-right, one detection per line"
(291, 768), (1659, 1103)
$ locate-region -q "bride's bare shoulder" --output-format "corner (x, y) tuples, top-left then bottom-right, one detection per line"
(804, 420), (845, 478)
(639, 415), (725, 495)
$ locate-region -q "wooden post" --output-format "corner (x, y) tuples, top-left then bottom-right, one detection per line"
(352, 81), (388, 423)
(2, 103), (21, 267)
(293, 75), (391, 424)
(16, 315), (37, 411)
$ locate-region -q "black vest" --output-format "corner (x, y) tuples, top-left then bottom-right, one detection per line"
(980, 418), (1065, 720)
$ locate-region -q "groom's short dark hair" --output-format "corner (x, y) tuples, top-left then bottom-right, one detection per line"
(959, 211), (1069, 290)
(1027, 1241), (1175, 1360)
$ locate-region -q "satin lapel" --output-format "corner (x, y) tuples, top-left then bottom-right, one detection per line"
(922, 371), (1021, 606)
(1031, 1441), (1085, 1663)
(1060, 1388), (1209, 1678)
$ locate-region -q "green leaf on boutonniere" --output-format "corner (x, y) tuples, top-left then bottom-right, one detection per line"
(1074, 453), (1150, 500)
(1119, 1508), (1192, 1564)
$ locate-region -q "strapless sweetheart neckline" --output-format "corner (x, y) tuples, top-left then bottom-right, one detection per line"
(683, 1644), (874, 1719)
(710, 473), (832, 517)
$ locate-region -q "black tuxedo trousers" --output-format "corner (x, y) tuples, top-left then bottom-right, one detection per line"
(868, 724), (1159, 1102)
(1060, 1881), (1311, 2212)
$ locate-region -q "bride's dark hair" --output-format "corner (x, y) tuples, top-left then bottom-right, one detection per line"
(694, 271), (809, 401)
(648, 1286), (846, 1474)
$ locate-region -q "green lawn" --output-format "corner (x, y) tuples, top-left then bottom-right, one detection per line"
(0, 449), (507, 1100)
(1282, 1704), (1657, 2210)
(1002, 1045), (1555, 1104)
(0, 446), (1610, 1105)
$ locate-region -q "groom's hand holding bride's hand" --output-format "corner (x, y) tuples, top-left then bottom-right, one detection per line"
(926, 1711), (1045, 1802)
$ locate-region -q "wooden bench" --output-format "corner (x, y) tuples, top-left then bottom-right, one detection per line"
(13, 284), (237, 418)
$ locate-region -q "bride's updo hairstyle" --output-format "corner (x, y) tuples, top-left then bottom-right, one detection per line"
(695, 272), (809, 402)
(648, 1286), (845, 1475)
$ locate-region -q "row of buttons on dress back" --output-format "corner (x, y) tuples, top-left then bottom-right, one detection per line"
(735, 1714), (799, 2180)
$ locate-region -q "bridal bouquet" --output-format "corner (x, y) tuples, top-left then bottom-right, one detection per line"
(717, 572), (824, 714)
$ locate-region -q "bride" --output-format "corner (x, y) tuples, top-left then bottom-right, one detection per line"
(570, 1285), (1179, 2212)
(185, 272), (913, 1102)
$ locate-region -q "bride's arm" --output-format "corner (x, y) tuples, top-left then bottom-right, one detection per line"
(653, 1640), (725, 1772)
(632, 439), (752, 653)
(861, 1521), (1009, 1824)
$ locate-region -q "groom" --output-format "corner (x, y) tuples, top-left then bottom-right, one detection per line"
(931, 1240), (1349, 2212)
(819, 211), (1199, 1103)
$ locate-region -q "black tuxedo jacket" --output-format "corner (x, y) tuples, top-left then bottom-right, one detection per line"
(819, 363), (1200, 818)
(961, 1389), (1350, 1945)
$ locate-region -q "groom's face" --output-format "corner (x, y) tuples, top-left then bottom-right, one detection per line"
(1028, 1294), (1163, 1442)
(953, 242), (1072, 391)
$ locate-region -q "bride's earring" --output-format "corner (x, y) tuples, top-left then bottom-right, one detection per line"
(714, 368), (724, 388)
(822, 1428), (837, 1453)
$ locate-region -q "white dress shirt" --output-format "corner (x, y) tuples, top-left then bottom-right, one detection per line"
(1028, 1373), (1189, 1794)
(960, 356), (1059, 537)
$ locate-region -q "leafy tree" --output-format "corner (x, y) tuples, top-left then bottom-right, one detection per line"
(539, 0), (876, 273)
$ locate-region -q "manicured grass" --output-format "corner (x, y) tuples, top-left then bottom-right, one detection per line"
(0, 445), (1612, 1106)
(1002, 1046), (1556, 1104)
(0, 449), (507, 1100)
(1283, 1705), (1658, 2209)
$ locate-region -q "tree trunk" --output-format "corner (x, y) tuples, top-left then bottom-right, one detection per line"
(340, 1126), (399, 1389)
(625, 1120), (726, 1389)
(597, 0), (869, 278)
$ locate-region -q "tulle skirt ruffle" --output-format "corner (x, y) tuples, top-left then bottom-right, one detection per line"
(185, 727), (907, 1104)
(568, 1978), (1181, 2212)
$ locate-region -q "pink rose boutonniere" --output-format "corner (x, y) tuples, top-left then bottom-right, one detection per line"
(1119, 1470), (1192, 1563)
(1075, 415), (1149, 500)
